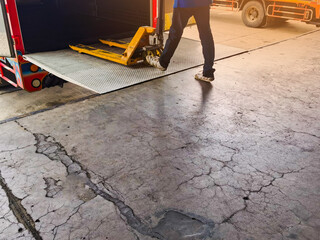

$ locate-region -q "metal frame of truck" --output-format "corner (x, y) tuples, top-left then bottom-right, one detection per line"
(212, 0), (320, 27)
(0, 0), (161, 92)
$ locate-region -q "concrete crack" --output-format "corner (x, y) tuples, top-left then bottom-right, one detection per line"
(289, 130), (320, 140)
(221, 204), (247, 224)
(52, 203), (85, 240)
(43, 177), (63, 198)
(0, 170), (42, 240)
(87, 180), (163, 238)
(176, 167), (213, 190)
(16, 121), (217, 239)
(16, 121), (163, 239)
(0, 145), (33, 154)
(220, 166), (308, 226)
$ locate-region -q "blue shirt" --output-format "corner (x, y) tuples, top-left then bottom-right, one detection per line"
(174, 0), (212, 8)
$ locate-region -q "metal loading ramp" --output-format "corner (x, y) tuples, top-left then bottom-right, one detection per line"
(24, 37), (245, 94)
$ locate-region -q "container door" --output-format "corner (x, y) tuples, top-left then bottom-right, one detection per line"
(0, 0), (14, 57)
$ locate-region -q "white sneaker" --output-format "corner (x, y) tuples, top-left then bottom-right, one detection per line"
(195, 71), (214, 82)
(146, 55), (167, 71)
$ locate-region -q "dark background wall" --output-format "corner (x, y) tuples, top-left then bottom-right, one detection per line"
(17, 0), (151, 53)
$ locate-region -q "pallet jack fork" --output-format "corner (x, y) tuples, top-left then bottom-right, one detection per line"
(70, 1), (165, 66)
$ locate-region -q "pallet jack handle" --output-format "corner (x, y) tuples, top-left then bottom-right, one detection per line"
(156, 0), (165, 46)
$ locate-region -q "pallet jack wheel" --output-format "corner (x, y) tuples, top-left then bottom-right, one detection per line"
(143, 48), (163, 65)
(146, 49), (162, 57)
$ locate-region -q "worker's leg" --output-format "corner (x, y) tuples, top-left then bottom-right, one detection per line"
(159, 8), (192, 68)
(193, 6), (215, 78)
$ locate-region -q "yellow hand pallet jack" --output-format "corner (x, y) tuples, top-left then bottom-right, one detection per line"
(70, 1), (165, 66)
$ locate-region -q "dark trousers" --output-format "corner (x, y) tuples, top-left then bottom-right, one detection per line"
(159, 6), (215, 77)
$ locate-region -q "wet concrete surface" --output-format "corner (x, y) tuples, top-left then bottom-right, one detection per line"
(0, 19), (320, 240)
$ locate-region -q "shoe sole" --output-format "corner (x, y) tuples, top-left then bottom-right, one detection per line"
(195, 75), (214, 82)
(146, 58), (167, 71)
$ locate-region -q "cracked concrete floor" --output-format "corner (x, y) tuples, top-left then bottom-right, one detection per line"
(0, 30), (320, 239)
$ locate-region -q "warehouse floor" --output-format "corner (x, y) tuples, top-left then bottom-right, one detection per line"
(0, 10), (320, 240)
(0, 9), (316, 122)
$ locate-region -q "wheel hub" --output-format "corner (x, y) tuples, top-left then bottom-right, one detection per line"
(248, 8), (258, 21)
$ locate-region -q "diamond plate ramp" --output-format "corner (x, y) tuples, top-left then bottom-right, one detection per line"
(24, 38), (245, 94)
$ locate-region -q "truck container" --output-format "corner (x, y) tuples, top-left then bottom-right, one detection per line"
(0, 0), (161, 91)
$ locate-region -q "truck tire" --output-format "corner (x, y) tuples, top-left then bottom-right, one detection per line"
(242, 1), (266, 28)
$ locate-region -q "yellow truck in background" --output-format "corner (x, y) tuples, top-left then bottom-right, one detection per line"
(212, 0), (320, 27)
